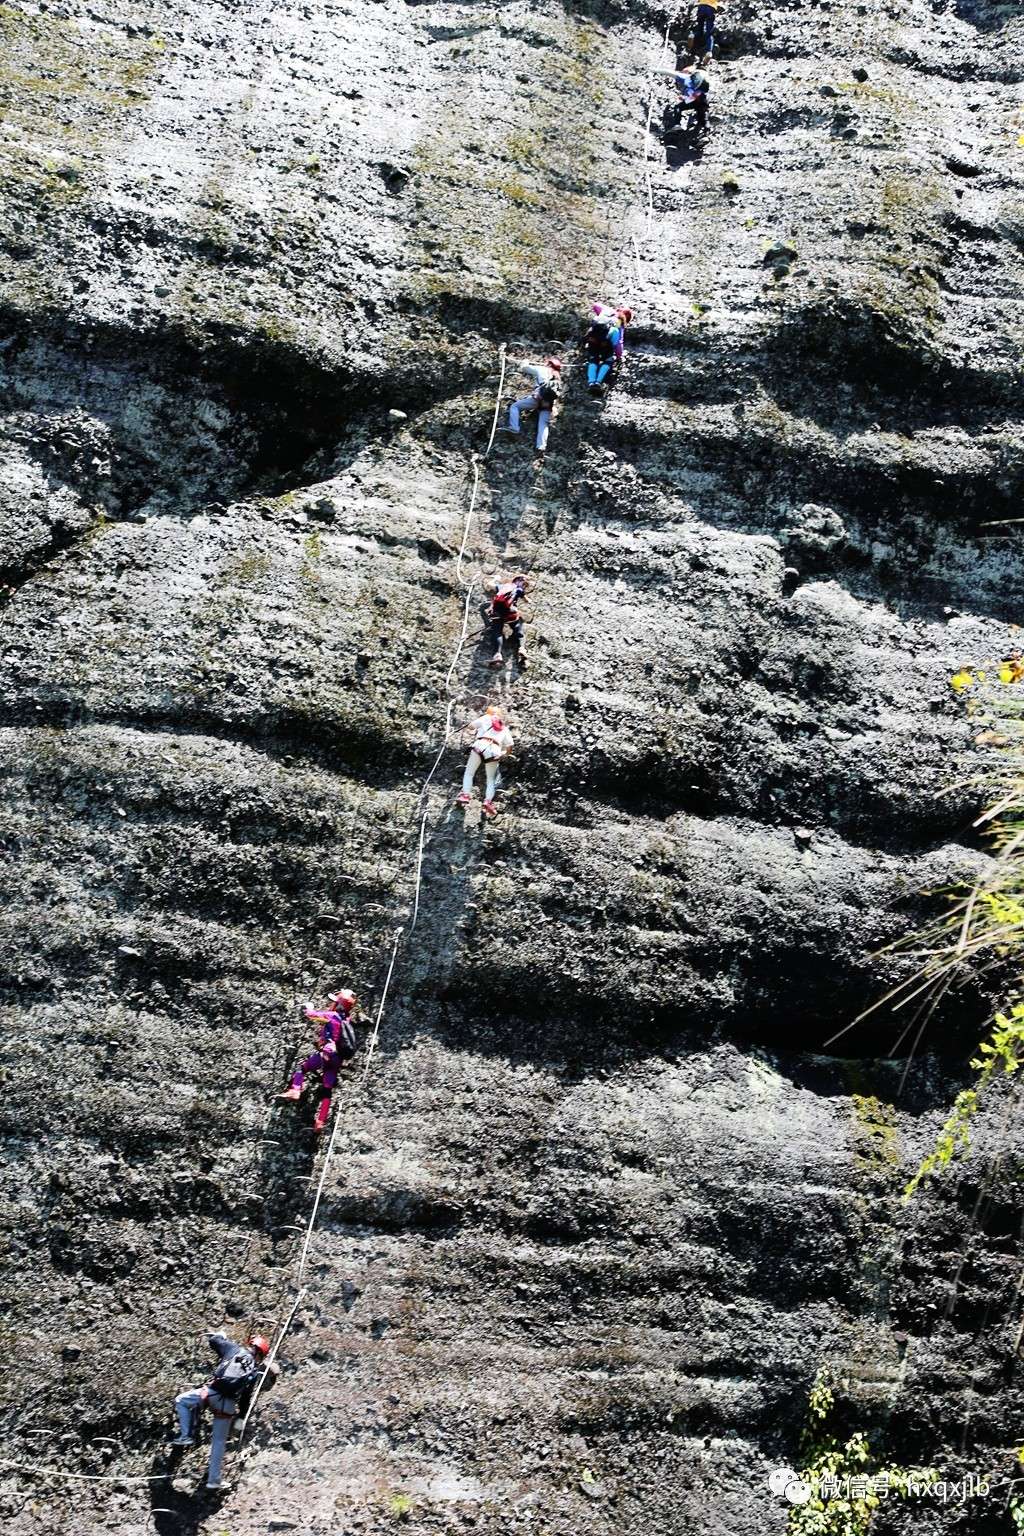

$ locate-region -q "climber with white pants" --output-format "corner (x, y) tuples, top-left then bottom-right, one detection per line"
(500, 357), (562, 453)
(456, 704), (514, 818)
(170, 1331), (278, 1491)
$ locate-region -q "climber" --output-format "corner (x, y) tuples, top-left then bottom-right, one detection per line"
(613, 307), (633, 362)
(483, 573), (529, 669)
(456, 704), (514, 818)
(500, 357), (562, 453)
(278, 989), (358, 1134)
(170, 1330), (278, 1491)
(691, 0), (721, 64)
(669, 63), (710, 134)
(584, 309), (622, 399)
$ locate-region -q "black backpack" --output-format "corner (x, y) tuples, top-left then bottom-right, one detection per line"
(332, 1014), (357, 1060)
(537, 377), (559, 409)
(211, 1348), (263, 1402)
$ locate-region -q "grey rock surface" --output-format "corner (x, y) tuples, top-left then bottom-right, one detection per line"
(0, 0), (1023, 1533)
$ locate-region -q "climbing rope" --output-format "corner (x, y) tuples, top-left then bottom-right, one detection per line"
(1, 340), (511, 1495)
(9, 1), (695, 1494)
(230, 340), (511, 1473)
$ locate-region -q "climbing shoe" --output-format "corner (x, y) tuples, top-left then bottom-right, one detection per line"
(456, 791), (472, 806)
(497, 426), (520, 435)
(482, 800), (499, 818)
(313, 1102), (332, 1134)
(277, 1086), (301, 1101)
(516, 650), (528, 670)
(489, 652), (503, 667)
(169, 1437), (194, 1448)
(205, 1480), (229, 1492)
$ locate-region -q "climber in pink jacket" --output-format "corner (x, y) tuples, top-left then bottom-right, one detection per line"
(278, 989), (359, 1133)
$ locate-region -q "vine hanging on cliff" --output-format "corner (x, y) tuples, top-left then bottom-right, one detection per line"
(870, 654), (1024, 1198)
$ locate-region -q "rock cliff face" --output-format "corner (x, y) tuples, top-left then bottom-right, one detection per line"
(2, 0), (1024, 1532)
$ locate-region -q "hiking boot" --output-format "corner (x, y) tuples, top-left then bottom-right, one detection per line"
(701, 51), (712, 64)
(497, 426), (520, 435)
(169, 1437), (194, 1448)
(277, 1086), (301, 1101)
(205, 1480), (230, 1492)
(489, 652), (503, 667)
(456, 791), (472, 806)
(516, 650), (528, 670)
(482, 799), (499, 818)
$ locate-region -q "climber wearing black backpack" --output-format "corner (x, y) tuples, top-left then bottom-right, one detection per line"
(170, 1330), (279, 1491)
(278, 988), (359, 1134)
(499, 356), (562, 454)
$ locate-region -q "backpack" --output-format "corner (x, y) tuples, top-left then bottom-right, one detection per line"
(537, 377), (559, 409)
(492, 584), (520, 618)
(332, 1014), (357, 1060)
(211, 1348), (263, 1402)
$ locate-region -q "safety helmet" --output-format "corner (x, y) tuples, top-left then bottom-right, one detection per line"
(331, 988), (357, 1011)
(248, 1335), (271, 1357)
(617, 307), (634, 324)
(545, 357), (562, 371)
(511, 573), (528, 587)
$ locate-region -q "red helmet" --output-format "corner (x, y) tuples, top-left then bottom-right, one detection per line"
(331, 988), (357, 1011)
(248, 1335), (271, 1357)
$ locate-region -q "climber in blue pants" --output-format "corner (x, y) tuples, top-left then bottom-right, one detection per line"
(692, 0), (720, 64)
(585, 309), (623, 399)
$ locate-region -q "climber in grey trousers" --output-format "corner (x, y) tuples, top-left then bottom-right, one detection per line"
(171, 1330), (276, 1490)
(501, 357), (562, 452)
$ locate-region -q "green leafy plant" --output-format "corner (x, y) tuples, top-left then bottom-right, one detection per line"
(861, 659), (1024, 1196)
(789, 1372), (934, 1535)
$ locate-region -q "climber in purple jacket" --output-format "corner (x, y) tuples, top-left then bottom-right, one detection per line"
(278, 989), (359, 1133)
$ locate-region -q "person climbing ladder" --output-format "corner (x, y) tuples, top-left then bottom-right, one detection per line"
(170, 1330), (278, 1491)
(278, 989), (359, 1133)
(668, 62), (711, 135)
(585, 313), (619, 399)
(690, 0), (721, 64)
(500, 356), (562, 454)
(584, 303), (632, 398)
(456, 704), (514, 818)
(483, 573), (529, 669)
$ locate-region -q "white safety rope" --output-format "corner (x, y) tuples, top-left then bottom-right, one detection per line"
(229, 340), (510, 1468)
(635, 12), (680, 294)
(2, 340), (510, 1493)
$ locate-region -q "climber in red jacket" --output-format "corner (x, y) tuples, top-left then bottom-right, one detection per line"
(483, 573), (529, 668)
